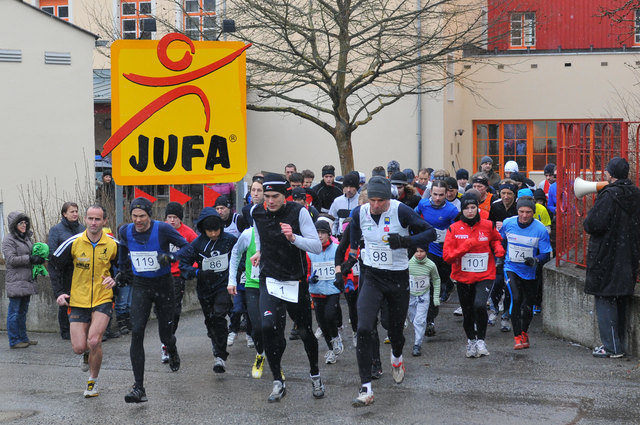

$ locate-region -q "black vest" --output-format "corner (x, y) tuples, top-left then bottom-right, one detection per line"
(252, 202), (307, 281)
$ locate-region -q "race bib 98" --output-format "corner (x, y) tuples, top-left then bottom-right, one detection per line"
(368, 244), (393, 267)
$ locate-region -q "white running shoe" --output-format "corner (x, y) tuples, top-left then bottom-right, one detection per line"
(488, 311), (498, 326)
(500, 319), (511, 332)
(227, 332), (237, 346)
(352, 334), (358, 348)
(84, 380), (98, 398)
(267, 380), (286, 403)
(324, 350), (337, 364)
(476, 339), (490, 357)
(161, 345), (169, 363)
(247, 335), (255, 348)
(453, 307), (463, 316)
(466, 339), (478, 358)
(81, 351), (90, 372)
(391, 358), (405, 384)
(352, 386), (374, 407)
(332, 335), (344, 355)
(213, 357), (226, 373)
(314, 327), (323, 339)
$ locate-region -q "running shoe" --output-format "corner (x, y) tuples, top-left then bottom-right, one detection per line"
(247, 335), (255, 349)
(521, 331), (530, 349)
(425, 322), (436, 337)
(168, 346), (181, 372)
(352, 334), (357, 348)
(84, 380), (98, 398)
(325, 350), (337, 364)
(161, 344), (169, 363)
(27, 340), (38, 345)
(267, 380), (286, 403)
(453, 307), (463, 316)
(289, 328), (300, 340)
(412, 345), (421, 357)
(476, 339), (489, 357)
(352, 386), (374, 407)
(124, 383), (147, 403)
(314, 327), (323, 339)
(311, 375), (325, 399)
(383, 336), (391, 344)
(500, 319), (511, 332)
(81, 351), (89, 372)
(533, 305), (541, 315)
(227, 332), (237, 346)
(488, 311), (498, 326)
(252, 354), (265, 379)
(592, 345), (625, 358)
(213, 357), (226, 373)
(332, 335), (344, 355)
(466, 339), (477, 358)
(513, 335), (524, 350)
(371, 360), (383, 379)
(391, 359), (405, 384)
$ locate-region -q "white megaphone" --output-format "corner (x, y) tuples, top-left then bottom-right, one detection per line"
(574, 177), (608, 199)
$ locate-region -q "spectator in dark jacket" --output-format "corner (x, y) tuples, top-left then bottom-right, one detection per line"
(2, 211), (41, 348)
(584, 157), (640, 358)
(312, 165), (343, 213)
(47, 202), (85, 340)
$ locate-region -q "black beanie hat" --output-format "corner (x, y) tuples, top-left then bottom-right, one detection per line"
(367, 176), (392, 200)
(444, 176), (458, 190)
(387, 160), (400, 174)
(291, 187), (307, 200)
(315, 220), (331, 234)
(200, 214), (222, 231)
(390, 171), (408, 185)
(456, 168), (469, 180)
(516, 196), (536, 211)
(471, 174), (489, 187)
(343, 172), (360, 188)
(322, 165), (335, 177)
(130, 197), (152, 217)
(606, 157), (629, 180)
(263, 173), (289, 195)
(460, 191), (479, 209)
(544, 163), (556, 175)
(165, 202), (183, 220)
(215, 195), (231, 209)
(533, 188), (547, 201)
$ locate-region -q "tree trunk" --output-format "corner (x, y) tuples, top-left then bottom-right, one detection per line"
(334, 124), (354, 175)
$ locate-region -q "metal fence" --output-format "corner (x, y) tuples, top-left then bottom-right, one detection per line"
(555, 121), (640, 267)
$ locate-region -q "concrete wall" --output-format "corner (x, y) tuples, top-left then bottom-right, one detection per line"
(0, 267), (202, 333)
(543, 262), (640, 357)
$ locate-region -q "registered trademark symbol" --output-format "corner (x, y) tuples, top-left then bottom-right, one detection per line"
(229, 134), (237, 142)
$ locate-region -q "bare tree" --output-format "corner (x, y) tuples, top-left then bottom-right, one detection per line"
(229, 0), (500, 173)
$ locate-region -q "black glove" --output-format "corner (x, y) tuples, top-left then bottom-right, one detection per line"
(309, 274), (319, 284)
(157, 253), (176, 267)
(333, 272), (344, 291)
(115, 272), (129, 287)
(29, 255), (45, 265)
(524, 257), (538, 267)
(340, 255), (358, 274)
(387, 233), (412, 250)
(495, 257), (504, 268)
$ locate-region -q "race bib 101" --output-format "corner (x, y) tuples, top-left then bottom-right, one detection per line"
(461, 252), (489, 272)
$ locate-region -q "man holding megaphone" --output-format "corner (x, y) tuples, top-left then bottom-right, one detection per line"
(583, 157), (640, 358)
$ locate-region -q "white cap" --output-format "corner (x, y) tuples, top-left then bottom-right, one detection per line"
(504, 160), (519, 174)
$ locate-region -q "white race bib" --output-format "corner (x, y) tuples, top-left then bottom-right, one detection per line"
(250, 265), (260, 280)
(202, 254), (229, 272)
(313, 261), (335, 280)
(352, 261), (360, 277)
(240, 272), (246, 284)
(508, 245), (534, 263)
(368, 244), (393, 267)
(266, 277), (299, 303)
(461, 252), (489, 272)
(435, 228), (447, 244)
(410, 275), (430, 292)
(131, 251), (160, 272)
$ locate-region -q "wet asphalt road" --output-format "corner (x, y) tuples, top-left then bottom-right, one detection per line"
(1, 298), (639, 425)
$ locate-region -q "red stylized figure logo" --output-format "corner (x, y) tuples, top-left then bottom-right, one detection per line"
(102, 33), (251, 157)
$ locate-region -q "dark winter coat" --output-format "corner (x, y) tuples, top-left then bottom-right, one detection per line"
(2, 211), (38, 298)
(583, 179), (640, 296)
(311, 181), (343, 213)
(47, 217), (85, 293)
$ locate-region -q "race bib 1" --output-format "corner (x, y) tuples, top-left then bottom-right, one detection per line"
(313, 261), (335, 280)
(368, 244), (393, 267)
(202, 254), (229, 272)
(461, 252), (489, 272)
(435, 228), (447, 244)
(266, 277), (299, 303)
(352, 261), (360, 277)
(130, 251), (160, 272)
(410, 275), (430, 292)
(508, 245), (533, 263)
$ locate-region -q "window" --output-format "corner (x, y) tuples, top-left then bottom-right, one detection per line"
(183, 0), (217, 41)
(510, 12), (535, 49)
(40, 1), (70, 22)
(533, 121), (557, 170)
(475, 121), (542, 175)
(120, 1), (153, 40)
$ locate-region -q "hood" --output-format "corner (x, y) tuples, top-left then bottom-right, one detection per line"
(607, 179), (640, 217)
(7, 211), (31, 236)
(195, 207), (222, 233)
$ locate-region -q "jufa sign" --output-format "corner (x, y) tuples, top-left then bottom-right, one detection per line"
(102, 33), (250, 185)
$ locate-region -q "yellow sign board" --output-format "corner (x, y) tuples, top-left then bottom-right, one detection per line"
(104, 33), (249, 185)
